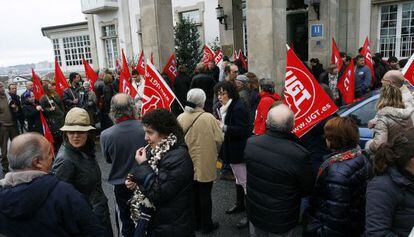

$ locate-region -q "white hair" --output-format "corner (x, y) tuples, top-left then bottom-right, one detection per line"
(185, 88), (206, 112)
(266, 103), (295, 133)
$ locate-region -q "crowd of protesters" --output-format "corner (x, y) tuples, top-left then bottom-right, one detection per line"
(0, 48), (414, 237)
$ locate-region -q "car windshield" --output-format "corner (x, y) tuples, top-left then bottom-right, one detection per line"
(337, 90), (380, 115)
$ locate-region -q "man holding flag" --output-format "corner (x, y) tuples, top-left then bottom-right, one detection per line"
(62, 73), (88, 111)
(354, 55), (372, 99)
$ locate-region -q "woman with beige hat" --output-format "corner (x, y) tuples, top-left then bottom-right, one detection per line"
(52, 107), (113, 236)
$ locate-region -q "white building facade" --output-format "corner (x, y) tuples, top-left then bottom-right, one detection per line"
(41, 22), (93, 73)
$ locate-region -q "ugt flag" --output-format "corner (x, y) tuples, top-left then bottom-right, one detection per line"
(337, 59), (355, 104)
(54, 60), (70, 96)
(82, 58), (98, 90)
(360, 37), (375, 85)
(119, 49), (137, 98)
(402, 53), (414, 85)
(284, 46), (338, 138)
(162, 53), (178, 85)
(331, 38), (343, 71)
(214, 49), (224, 65)
(202, 44), (215, 65)
(142, 60), (177, 116)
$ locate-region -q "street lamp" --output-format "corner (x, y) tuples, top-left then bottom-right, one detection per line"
(215, 4), (228, 30)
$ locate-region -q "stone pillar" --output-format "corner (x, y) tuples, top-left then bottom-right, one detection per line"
(218, 0), (244, 56)
(308, 0), (340, 67)
(247, 0), (287, 93)
(139, 0), (174, 69)
(120, 0), (134, 59)
(86, 15), (99, 70)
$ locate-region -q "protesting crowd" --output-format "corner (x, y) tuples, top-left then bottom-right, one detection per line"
(1, 37), (414, 237)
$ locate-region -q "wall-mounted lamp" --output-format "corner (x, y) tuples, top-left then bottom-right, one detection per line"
(215, 4), (228, 30)
(310, 0), (321, 20)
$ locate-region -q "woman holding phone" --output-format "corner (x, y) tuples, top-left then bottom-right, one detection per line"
(126, 109), (194, 237)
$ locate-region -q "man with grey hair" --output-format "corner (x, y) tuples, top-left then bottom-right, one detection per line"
(245, 103), (313, 236)
(100, 93), (146, 237)
(0, 133), (104, 236)
(0, 81), (18, 174)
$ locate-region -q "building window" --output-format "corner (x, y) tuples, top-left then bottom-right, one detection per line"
(53, 39), (62, 66)
(102, 25), (118, 69)
(180, 10), (200, 24)
(379, 3), (414, 58)
(62, 35), (92, 67)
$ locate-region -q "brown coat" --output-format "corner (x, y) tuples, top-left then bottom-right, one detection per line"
(366, 106), (414, 153)
(0, 95), (14, 127)
(177, 108), (224, 182)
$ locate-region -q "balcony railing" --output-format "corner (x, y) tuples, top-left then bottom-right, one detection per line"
(81, 0), (118, 14)
(379, 36), (414, 59)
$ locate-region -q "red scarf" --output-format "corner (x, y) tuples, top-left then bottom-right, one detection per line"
(116, 116), (135, 124)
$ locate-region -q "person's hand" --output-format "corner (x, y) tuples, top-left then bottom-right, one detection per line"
(50, 106), (55, 111)
(35, 105), (43, 111)
(368, 119), (376, 129)
(10, 104), (16, 109)
(135, 147), (147, 164)
(73, 99), (79, 104)
(217, 120), (225, 130)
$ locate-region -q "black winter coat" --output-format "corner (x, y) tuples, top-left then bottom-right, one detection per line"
(62, 85), (88, 111)
(221, 99), (251, 164)
(190, 73), (216, 113)
(366, 166), (414, 237)
(245, 129), (313, 234)
(22, 101), (42, 133)
(131, 141), (194, 237)
(304, 149), (373, 237)
(52, 141), (112, 236)
(0, 174), (104, 236)
(8, 93), (24, 123)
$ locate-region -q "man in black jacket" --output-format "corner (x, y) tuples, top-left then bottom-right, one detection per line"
(0, 133), (104, 236)
(245, 103), (314, 236)
(62, 72), (88, 111)
(8, 83), (25, 133)
(190, 63), (216, 113)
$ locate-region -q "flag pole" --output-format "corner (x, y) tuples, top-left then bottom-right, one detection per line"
(175, 97), (185, 112)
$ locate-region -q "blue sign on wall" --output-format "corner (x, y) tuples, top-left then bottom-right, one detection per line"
(311, 24), (323, 38)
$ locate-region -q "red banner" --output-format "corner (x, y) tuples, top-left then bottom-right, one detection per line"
(150, 52), (154, 65)
(284, 46), (338, 138)
(162, 53), (178, 85)
(361, 37), (375, 85)
(141, 61), (177, 116)
(337, 59), (355, 104)
(214, 49), (224, 65)
(331, 38), (343, 71)
(239, 50), (248, 71)
(82, 58), (98, 90)
(402, 53), (414, 85)
(135, 50), (146, 76)
(54, 60), (70, 96)
(40, 112), (54, 145)
(202, 44), (215, 65)
(31, 69), (45, 101)
(119, 49), (137, 98)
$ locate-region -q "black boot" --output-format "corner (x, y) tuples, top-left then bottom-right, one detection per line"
(225, 184), (245, 214)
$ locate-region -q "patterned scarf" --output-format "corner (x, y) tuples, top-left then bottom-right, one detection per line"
(317, 148), (362, 178)
(130, 133), (178, 223)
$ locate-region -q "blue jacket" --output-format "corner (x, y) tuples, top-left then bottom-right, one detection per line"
(0, 174), (104, 237)
(304, 149), (372, 237)
(366, 166), (414, 237)
(354, 65), (372, 93)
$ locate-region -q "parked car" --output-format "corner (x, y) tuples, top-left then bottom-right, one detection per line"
(338, 90), (380, 148)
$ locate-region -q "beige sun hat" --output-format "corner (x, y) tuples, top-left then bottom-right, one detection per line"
(60, 107), (95, 132)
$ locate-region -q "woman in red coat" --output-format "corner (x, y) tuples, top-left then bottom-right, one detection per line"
(253, 78), (280, 135)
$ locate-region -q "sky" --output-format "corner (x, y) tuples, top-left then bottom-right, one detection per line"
(0, 0), (85, 67)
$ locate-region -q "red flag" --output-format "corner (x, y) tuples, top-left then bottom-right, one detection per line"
(119, 49), (137, 98)
(284, 46), (338, 138)
(135, 50), (146, 76)
(31, 69), (45, 101)
(214, 49), (224, 65)
(82, 58), (98, 90)
(54, 60), (70, 96)
(150, 52), (154, 65)
(40, 112), (54, 145)
(141, 60), (177, 116)
(239, 50), (248, 71)
(337, 59), (355, 104)
(202, 45), (215, 65)
(162, 53), (178, 85)
(331, 38), (343, 71)
(402, 53), (414, 85)
(360, 37), (375, 85)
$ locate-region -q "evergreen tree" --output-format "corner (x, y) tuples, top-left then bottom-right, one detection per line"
(174, 17), (202, 76)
